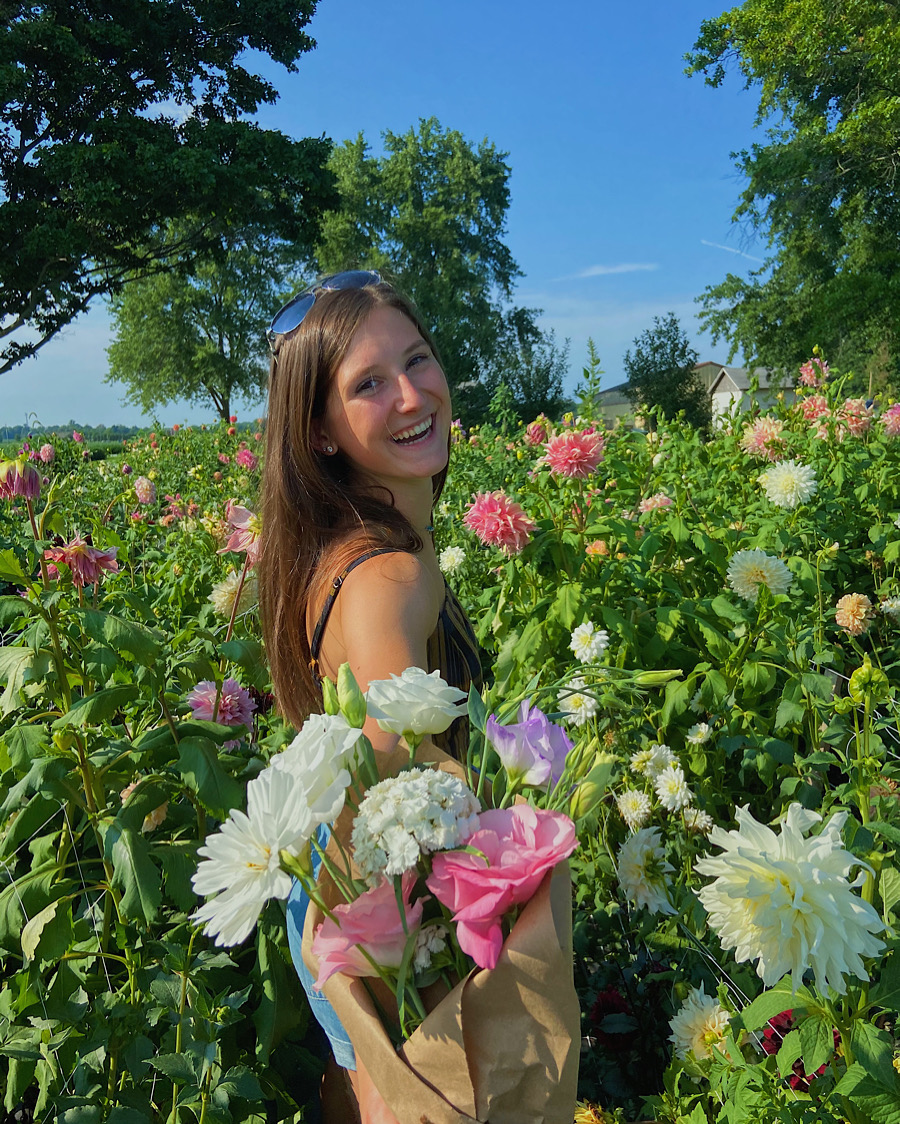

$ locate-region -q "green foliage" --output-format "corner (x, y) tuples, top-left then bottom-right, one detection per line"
(624, 313), (711, 429)
(687, 0), (900, 395)
(0, 0), (336, 375)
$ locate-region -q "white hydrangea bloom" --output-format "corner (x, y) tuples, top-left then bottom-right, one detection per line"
(569, 621), (610, 664)
(727, 550), (793, 601)
(654, 764), (692, 812)
(616, 789), (652, 832)
(438, 545), (466, 573)
(351, 768), (481, 884)
(669, 984), (731, 1060)
(616, 827), (677, 915)
(695, 804), (885, 994)
(758, 460), (818, 509)
(686, 722), (712, 745)
(413, 924), (449, 972)
(683, 807), (714, 834)
(558, 677), (599, 726)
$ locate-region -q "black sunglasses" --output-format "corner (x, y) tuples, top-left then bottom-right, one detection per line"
(267, 270), (382, 348)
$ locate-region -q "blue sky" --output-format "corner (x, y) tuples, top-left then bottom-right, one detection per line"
(3, 0), (768, 427)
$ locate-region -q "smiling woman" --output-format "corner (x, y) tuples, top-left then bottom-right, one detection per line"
(257, 273), (483, 1123)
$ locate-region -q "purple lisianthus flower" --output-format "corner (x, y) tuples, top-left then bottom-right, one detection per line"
(485, 699), (574, 788)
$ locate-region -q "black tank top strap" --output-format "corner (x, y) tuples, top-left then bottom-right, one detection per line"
(309, 547), (405, 683)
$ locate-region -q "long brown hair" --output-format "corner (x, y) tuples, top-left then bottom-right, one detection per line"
(258, 280), (449, 728)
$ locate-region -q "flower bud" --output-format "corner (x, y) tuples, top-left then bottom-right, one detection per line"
(321, 675), (339, 716)
(632, 669), (682, 688)
(568, 753), (616, 819)
(849, 655), (891, 705)
(337, 662), (367, 728)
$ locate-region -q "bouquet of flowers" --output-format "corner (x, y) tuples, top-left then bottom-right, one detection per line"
(191, 664), (616, 1123)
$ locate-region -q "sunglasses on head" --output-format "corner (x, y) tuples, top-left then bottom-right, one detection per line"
(267, 270), (383, 348)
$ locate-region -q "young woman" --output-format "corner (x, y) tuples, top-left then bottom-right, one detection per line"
(258, 272), (483, 1123)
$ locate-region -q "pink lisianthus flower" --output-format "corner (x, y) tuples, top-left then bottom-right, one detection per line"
(219, 501), (262, 565)
(540, 430), (604, 478)
(312, 871), (424, 990)
(486, 699), (573, 788)
(44, 533), (118, 588)
(0, 457), (41, 501)
(797, 357), (828, 388)
(638, 491), (672, 513)
(187, 679), (256, 747)
(235, 448), (259, 471)
(426, 805), (577, 969)
(39, 444), (55, 463)
(840, 397), (874, 437)
(463, 491), (536, 555)
(882, 403), (900, 437)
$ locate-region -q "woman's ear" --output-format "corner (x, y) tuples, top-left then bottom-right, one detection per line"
(311, 423), (337, 456)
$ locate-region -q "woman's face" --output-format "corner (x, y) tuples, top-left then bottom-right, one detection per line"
(321, 305), (451, 490)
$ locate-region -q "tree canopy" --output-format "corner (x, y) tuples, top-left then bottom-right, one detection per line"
(314, 118), (561, 424)
(624, 314), (710, 430)
(687, 0), (900, 393)
(1, 0), (336, 375)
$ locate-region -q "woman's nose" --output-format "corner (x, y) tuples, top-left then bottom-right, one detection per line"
(395, 373), (425, 410)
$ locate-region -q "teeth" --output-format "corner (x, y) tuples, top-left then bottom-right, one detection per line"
(393, 416), (433, 442)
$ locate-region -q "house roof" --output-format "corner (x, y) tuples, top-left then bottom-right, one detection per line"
(710, 366), (773, 394)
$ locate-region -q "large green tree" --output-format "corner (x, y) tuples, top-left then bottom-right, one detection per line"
(1, 0), (335, 375)
(314, 118), (557, 424)
(624, 314), (710, 430)
(106, 227), (298, 420)
(687, 0), (900, 393)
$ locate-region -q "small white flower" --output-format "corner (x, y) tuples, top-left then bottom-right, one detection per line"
(616, 789), (652, 832)
(413, 924), (448, 972)
(366, 667), (468, 740)
(683, 807), (715, 834)
(569, 621), (610, 664)
(881, 596), (900, 621)
(686, 723), (712, 745)
(559, 676), (599, 726)
(616, 827), (676, 915)
(438, 545), (466, 573)
(727, 549), (793, 601)
(654, 765), (692, 812)
(439, 501), (452, 517)
(644, 743), (676, 781)
(669, 984), (731, 1060)
(629, 748), (653, 775)
(758, 459), (818, 509)
(208, 569), (259, 618)
(695, 804), (885, 994)
(689, 689), (705, 714)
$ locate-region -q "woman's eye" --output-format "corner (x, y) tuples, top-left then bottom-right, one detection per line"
(407, 352), (429, 369)
(356, 377), (377, 393)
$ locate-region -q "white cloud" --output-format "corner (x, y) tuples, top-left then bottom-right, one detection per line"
(700, 239), (764, 264)
(554, 262), (660, 281)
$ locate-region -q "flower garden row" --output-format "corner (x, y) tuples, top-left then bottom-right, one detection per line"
(0, 362), (899, 1121)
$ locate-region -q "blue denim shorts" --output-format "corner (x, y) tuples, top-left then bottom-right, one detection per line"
(285, 827), (357, 1070)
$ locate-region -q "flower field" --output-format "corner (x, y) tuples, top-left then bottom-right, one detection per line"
(2, 365), (900, 1123)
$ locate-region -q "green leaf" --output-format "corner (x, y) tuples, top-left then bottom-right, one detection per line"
(21, 899), (60, 961)
(870, 955), (900, 1013)
(253, 928), (308, 1064)
(851, 1021), (898, 1088)
(871, 822), (900, 847)
(0, 549), (28, 585)
(775, 695), (806, 730)
(108, 826), (162, 925)
(552, 582), (582, 631)
(108, 1109), (153, 1124)
(834, 1061), (900, 1124)
(218, 638), (267, 688)
(741, 660), (776, 695)
(733, 979), (815, 1034)
(77, 609), (163, 667)
(53, 685), (140, 728)
(0, 793), (62, 860)
(660, 678), (690, 728)
(775, 1027), (802, 1078)
(798, 1013), (834, 1075)
(0, 646), (35, 716)
(150, 1052), (200, 1084)
(0, 595), (34, 627)
(466, 685), (486, 733)
(655, 606), (682, 642)
(219, 1065), (264, 1100)
(177, 737), (244, 818)
(881, 867), (900, 918)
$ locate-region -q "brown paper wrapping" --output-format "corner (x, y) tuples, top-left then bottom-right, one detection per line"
(300, 742), (581, 1124)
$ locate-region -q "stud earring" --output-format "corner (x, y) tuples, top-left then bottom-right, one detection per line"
(324, 444), (335, 454)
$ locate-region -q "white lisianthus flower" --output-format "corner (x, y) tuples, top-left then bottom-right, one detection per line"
(669, 985), (731, 1061)
(880, 596), (900, 621)
(269, 712), (362, 826)
(192, 769), (313, 945)
(366, 667), (467, 740)
(351, 768), (481, 884)
(616, 827), (677, 915)
(438, 545), (466, 573)
(569, 621), (610, 663)
(683, 807), (714, 834)
(686, 722), (712, 745)
(654, 764), (692, 812)
(208, 569), (259, 618)
(758, 460), (818, 509)
(616, 789), (652, 832)
(695, 804), (885, 994)
(559, 676), (600, 726)
(727, 550), (793, 602)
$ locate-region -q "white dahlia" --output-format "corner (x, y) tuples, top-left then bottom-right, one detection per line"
(685, 722), (712, 745)
(569, 621), (610, 664)
(695, 804), (884, 994)
(559, 676), (600, 726)
(727, 550), (793, 602)
(654, 764), (692, 812)
(438, 545), (466, 573)
(208, 569), (259, 618)
(880, 596), (900, 621)
(758, 460), (818, 509)
(669, 984), (731, 1060)
(683, 807), (714, 835)
(616, 827), (677, 915)
(616, 789), (652, 832)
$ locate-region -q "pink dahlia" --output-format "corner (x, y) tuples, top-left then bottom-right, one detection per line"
(835, 593), (874, 637)
(524, 416), (550, 446)
(463, 491), (536, 555)
(134, 476), (156, 505)
(638, 491), (672, 513)
(235, 448), (259, 471)
(840, 398), (874, 437)
(882, 403), (900, 438)
(797, 357), (828, 388)
(0, 457), (41, 501)
(39, 444), (55, 463)
(797, 394), (830, 422)
(187, 678), (256, 733)
(72, 430), (84, 443)
(220, 502), (262, 565)
(739, 416), (785, 462)
(44, 533), (118, 588)
(540, 430), (604, 478)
